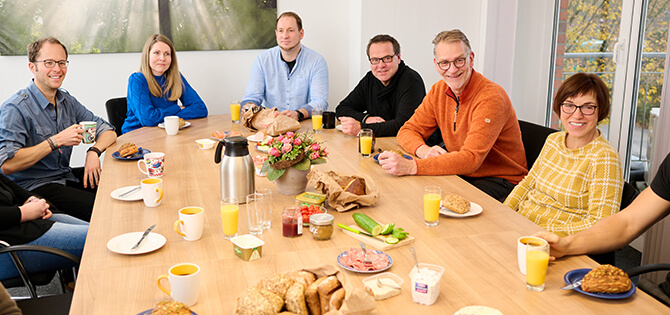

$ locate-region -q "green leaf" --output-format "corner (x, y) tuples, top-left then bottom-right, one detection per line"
(310, 157), (327, 165)
(267, 168), (286, 181)
(260, 160), (271, 173)
(293, 158), (311, 171)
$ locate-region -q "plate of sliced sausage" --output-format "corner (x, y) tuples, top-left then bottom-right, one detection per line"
(337, 248), (392, 273)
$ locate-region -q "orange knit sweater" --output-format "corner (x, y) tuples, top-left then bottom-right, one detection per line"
(397, 71), (528, 184)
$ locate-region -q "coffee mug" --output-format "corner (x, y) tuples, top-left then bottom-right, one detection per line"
(164, 116), (180, 136)
(322, 111), (336, 129)
(157, 263), (200, 307)
(174, 207), (204, 241)
(517, 236), (548, 275)
(138, 152), (165, 178)
(141, 178), (164, 207)
(79, 121), (97, 144)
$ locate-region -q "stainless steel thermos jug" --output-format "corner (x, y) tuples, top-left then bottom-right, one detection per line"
(214, 136), (254, 202)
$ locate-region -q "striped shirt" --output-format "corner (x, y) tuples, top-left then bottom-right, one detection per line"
(504, 131), (623, 236)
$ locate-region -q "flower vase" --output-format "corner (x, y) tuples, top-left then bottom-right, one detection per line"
(275, 167), (310, 195)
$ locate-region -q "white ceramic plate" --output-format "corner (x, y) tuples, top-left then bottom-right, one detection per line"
(107, 232), (166, 255)
(110, 185), (142, 201)
(440, 201), (483, 218)
(335, 125), (343, 131)
(157, 121), (191, 129)
(247, 135), (272, 143)
(337, 249), (393, 274)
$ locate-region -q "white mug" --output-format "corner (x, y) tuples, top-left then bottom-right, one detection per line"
(517, 236), (548, 275)
(141, 178), (164, 207)
(164, 116), (180, 136)
(174, 207), (204, 241)
(157, 263), (200, 306)
(138, 152), (165, 178)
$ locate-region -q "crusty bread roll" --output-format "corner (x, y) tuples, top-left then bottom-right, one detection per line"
(317, 275), (341, 314)
(151, 301), (191, 315)
(305, 277), (326, 315)
(581, 264), (631, 293)
(285, 270), (317, 286)
(178, 118), (186, 128)
(285, 282), (308, 315)
(442, 193), (471, 214)
(235, 287), (283, 314)
(118, 143), (138, 158)
(338, 177), (366, 195)
(329, 287), (345, 311)
(261, 273), (295, 300)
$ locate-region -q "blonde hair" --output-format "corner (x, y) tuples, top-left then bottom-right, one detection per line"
(140, 34), (182, 101)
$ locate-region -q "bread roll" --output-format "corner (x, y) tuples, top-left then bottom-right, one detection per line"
(317, 275), (341, 314)
(341, 178), (366, 195)
(261, 273), (295, 299)
(285, 282), (308, 315)
(329, 287), (345, 311)
(285, 270), (316, 286)
(118, 143), (138, 158)
(305, 277), (326, 315)
(235, 287), (283, 315)
(581, 264), (631, 293)
(442, 193), (470, 214)
(151, 301), (191, 315)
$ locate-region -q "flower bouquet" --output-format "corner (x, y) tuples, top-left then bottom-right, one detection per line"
(261, 131), (328, 181)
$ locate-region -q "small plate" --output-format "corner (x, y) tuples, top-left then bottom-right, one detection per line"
(440, 202), (483, 218)
(111, 185), (142, 201)
(255, 143), (270, 153)
(247, 135), (272, 143)
(137, 309), (196, 315)
(563, 269), (636, 299)
(158, 121), (191, 129)
(337, 249), (393, 274)
(107, 232), (166, 255)
(112, 148), (150, 160)
(372, 153), (412, 163)
(335, 125), (343, 131)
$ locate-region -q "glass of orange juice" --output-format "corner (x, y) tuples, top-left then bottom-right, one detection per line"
(423, 186), (441, 226)
(312, 109), (323, 133)
(359, 128), (373, 157)
(220, 197), (239, 240)
(526, 241), (550, 291)
(230, 101), (241, 123)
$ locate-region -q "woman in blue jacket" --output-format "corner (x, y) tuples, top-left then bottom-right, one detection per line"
(122, 34), (208, 133)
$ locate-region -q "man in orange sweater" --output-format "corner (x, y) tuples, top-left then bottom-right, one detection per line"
(379, 29), (527, 201)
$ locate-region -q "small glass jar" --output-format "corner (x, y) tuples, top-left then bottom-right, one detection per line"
(309, 213), (334, 240)
(282, 206), (302, 237)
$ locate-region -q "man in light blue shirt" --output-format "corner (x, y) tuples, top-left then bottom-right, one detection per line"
(241, 11), (329, 121)
(0, 37), (117, 221)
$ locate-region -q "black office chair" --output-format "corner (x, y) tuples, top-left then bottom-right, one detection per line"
(518, 120), (558, 169)
(0, 240), (79, 314)
(105, 97), (127, 136)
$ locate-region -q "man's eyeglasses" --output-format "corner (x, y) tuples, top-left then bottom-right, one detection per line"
(436, 57), (466, 71)
(561, 103), (598, 116)
(34, 59), (69, 68)
(369, 54), (397, 65)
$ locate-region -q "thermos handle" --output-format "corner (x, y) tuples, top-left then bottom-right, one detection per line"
(214, 140), (225, 164)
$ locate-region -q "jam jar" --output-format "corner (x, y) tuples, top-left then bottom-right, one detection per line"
(282, 206), (302, 237)
(309, 213), (334, 240)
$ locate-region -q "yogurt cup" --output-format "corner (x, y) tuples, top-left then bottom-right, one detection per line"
(409, 263), (444, 305)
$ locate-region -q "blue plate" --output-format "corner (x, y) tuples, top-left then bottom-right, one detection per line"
(563, 268), (636, 299)
(337, 249), (393, 273)
(137, 309), (196, 315)
(112, 148), (150, 160)
(372, 153), (412, 163)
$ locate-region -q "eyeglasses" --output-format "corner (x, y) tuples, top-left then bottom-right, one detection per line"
(34, 59), (69, 68)
(561, 103), (598, 116)
(369, 54), (397, 65)
(436, 57), (467, 70)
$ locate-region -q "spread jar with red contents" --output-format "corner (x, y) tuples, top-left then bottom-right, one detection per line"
(282, 206), (302, 237)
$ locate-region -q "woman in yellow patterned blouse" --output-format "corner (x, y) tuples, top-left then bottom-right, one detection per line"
(504, 73), (623, 237)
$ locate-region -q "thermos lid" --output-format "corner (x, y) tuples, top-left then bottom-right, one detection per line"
(224, 136), (250, 157)
(310, 213), (334, 225)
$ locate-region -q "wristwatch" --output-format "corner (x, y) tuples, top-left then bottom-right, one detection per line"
(295, 110), (305, 121)
(87, 146), (103, 157)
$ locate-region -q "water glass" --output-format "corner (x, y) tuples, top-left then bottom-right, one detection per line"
(255, 188), (273, 230)
(246, 193), (264, 235)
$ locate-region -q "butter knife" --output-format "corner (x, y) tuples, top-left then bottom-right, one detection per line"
(561, 279), (582, 290)
(131, 224), (156, 250)
(119, 186), (141, 198)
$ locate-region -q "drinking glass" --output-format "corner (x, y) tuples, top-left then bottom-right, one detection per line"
(312, 109), (323, 133)
(423, 186), (441, 226)
(255, 188), (273, 230)
(359, 129), (373, 157)
(246, 193), (264, 236)
(220, 197), (239, 240)
(230, 101), (241, 123)
(526, 241), (550, 291)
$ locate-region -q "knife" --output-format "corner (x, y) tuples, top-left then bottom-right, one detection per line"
(131, 224), (156, 250)
(561, 279), (582, 290)
(337, 223), (385, 242)
(119, 186), (141, 198)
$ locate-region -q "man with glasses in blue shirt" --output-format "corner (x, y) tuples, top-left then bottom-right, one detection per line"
(335, 34), (442, 146)
(0, 37), (117, 221)
(241, 11), (328, 121)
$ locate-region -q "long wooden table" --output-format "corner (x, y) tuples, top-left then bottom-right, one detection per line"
(70, 115), (667, 314)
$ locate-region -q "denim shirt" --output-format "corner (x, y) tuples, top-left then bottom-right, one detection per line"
(241, 45), (329, 113)
(0, 80), (114, 190)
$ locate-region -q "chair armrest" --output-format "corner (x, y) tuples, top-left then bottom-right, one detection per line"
(625, 264), (670, 277)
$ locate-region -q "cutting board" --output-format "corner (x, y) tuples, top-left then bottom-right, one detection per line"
(339, 229), (415, 251)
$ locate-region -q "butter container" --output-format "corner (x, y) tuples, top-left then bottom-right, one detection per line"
(296, 192), (327, 206)
(231, 234), (264, 261)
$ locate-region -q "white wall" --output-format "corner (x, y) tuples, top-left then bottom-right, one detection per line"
(0, 0), (556, 167)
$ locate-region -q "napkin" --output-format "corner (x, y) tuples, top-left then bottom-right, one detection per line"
(242, 106), (301, 136)
(308, 169), (379, 212)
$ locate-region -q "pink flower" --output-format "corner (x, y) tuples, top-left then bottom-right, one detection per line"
(322, 148), (329, 157)
(269, 147), (280, 157)
(281, 143), (293, 154)
(293, 138), (302, 145)
(282, 137), (291, 145)
(286, 131), (294, 138)
(311, 143), (320, 151)
(277, 135), (284, 142)
(310, 152), (320, 160)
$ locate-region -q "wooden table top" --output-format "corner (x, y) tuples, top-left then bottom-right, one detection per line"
(69, 115), (667, 314)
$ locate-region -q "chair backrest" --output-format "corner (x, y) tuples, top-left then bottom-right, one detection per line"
(621, 181), (639, 209)
(105, 97), (127, 136)
(518, 120), (558, 169)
